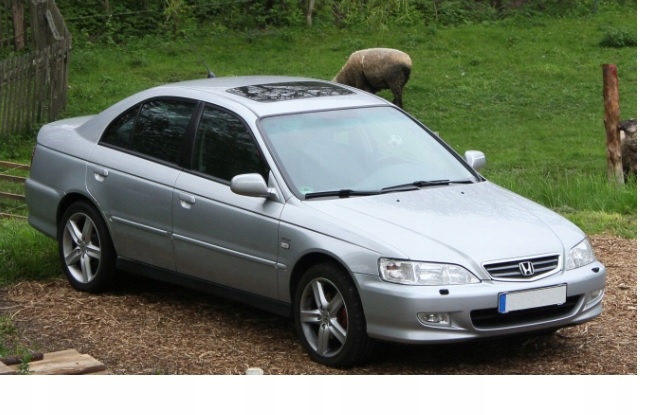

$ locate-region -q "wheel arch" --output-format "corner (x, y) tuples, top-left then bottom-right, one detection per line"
(289, 252), (360, 305)
(57, 193), (109, 233)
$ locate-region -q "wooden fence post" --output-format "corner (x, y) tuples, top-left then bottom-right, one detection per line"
(30, 0), (49, 50)
(12, 0), (25, 51)
(602, 64), (624, 185)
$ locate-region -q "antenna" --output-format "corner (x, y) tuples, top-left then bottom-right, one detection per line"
(187, 41), (216, 78)
(199, 55), (216, 78)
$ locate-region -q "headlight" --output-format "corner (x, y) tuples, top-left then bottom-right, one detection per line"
(565, 238), (596, 270)
(379, 259), (480, 285)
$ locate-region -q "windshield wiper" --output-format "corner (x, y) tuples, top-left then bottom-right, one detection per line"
(381, 179), (475, 193)
(304, 189), (381, 199)
(304, 180), (476, 199)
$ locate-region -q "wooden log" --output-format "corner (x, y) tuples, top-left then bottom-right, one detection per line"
(602, 64), (624, 185)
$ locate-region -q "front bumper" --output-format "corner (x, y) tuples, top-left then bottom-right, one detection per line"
(356, 261), (606, 343)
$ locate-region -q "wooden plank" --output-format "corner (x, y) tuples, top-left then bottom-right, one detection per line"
(0, 352), (43, 365)
(41, 349), (82, 360)
(0, 161), (30, 170)
(0, 361), (16, 375)
(0, 191), (25, 201)
(0, 173), (26, 183)
(1, 349), (108, 375)
(0, 58), (10, 136)
(28, 354), (106, 375)
(0, 212), (26, 219)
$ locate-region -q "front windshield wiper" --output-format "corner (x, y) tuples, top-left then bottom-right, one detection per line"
(304, 189), (381, 200)
(304, 180), (477, 199)
(380, 179), (476, 193)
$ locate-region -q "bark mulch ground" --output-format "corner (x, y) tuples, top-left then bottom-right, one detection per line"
(0, 234), (636, 374)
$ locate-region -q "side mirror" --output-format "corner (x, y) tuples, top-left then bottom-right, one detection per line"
(231, 173), (273, 198)
(464, 150), (486, 171)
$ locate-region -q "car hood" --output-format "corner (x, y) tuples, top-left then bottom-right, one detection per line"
(302, 181), (585, 268)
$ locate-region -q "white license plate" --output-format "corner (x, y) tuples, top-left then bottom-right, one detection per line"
(498, 284), (567, 313)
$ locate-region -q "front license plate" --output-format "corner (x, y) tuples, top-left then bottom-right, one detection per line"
(498, 284), (567, 314)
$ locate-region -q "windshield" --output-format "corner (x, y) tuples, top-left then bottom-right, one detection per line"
(260, 107), (477, 198)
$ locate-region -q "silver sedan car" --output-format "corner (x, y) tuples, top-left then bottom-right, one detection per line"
(26, 76), (606, 367)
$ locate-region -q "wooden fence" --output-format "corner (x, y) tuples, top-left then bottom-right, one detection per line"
(0, 0), (71, 138)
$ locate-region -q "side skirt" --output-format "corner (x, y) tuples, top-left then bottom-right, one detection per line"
(116, 258), (292, 317)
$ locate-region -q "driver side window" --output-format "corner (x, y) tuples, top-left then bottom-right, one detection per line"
(192, 106), (269, 182)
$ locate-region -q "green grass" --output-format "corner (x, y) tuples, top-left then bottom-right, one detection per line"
(0, 316), (36, 372)
(0, 6), (637, 291)
(0, 219), (59, 286)
(0, 316), (19, 357)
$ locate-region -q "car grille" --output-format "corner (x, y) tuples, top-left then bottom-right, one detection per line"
(483, 255), (560, 281)
(470, 295), (579, 329)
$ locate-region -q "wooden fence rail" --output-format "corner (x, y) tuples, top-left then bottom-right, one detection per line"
(0, 0), (71, 138)
(0, 160), (28, 219)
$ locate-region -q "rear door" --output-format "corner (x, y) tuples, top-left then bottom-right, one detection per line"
(87, 98), (197, 270)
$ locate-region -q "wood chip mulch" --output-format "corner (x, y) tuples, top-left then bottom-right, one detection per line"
(0, 235), (636, 374)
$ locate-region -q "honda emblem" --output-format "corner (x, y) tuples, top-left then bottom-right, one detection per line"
(519, 261), (535, 276)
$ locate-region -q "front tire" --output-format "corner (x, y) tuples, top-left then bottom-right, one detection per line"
(57, 201), (116, 293)
(293, 263), (373, 368)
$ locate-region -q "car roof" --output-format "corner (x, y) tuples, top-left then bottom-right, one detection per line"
(143, 76), (393, 117)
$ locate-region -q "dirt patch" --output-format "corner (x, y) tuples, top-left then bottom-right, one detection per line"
(0, 235), (636, 374)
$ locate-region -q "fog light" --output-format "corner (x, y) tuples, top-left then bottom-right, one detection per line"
(418, 312), (451, 326)
(587, 288), (604, 303)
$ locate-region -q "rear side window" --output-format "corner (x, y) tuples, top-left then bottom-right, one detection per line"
(101, 107), (138, 148)
(192, 106), (269, 182)
(101, 99), (197, 164)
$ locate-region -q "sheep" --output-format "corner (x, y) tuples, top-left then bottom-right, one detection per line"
(619, 118), (637, 182)
(333, 48), (411, 108)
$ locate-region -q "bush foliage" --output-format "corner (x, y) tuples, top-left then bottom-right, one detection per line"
(599, 28), (637, 48)
(54, 0), (635, 43)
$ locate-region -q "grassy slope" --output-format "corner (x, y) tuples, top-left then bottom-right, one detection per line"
(60, 8), (636, 236)
(0, 6), (638, 357)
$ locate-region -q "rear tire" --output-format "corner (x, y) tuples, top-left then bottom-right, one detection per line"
(57, 201), (116, 293)
(293, 262), (373, 368)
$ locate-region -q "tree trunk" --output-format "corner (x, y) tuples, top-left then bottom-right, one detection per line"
(12, 0), (25, 51)
(306, 0), (315, 27)
(602, 64), (624, 185)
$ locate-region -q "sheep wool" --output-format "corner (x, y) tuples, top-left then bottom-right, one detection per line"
(333, 48), (412, 108)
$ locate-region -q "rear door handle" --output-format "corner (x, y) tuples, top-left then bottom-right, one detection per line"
(93, 167), (108, 181)
(179, 193), (196, 209)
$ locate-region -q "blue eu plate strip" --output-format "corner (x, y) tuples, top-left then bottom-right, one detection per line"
(498, 294), (507, 313)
